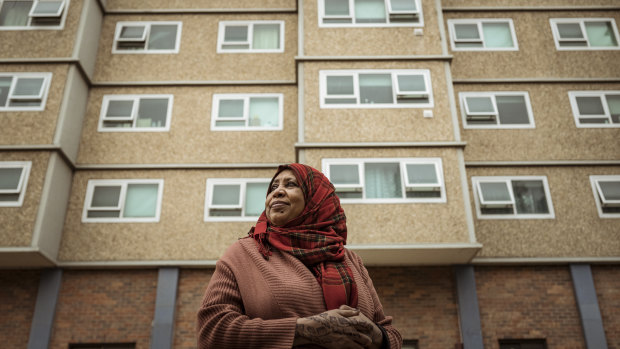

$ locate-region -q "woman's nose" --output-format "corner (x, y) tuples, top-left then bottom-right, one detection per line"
(273, 187), (285, 197)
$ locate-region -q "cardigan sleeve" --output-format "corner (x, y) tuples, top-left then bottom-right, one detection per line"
(351, 252), (403, 349)
(197, 260), (298, 349)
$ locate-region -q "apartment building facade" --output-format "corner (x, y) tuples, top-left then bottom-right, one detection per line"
(0, 0), (618, 348)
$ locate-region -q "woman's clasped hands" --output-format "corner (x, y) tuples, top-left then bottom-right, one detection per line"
(294, 305), (383, 349)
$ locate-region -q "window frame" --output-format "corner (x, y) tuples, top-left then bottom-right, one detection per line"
(568, 91), (620, 128)
(82, 179), (164, 223)
(204, 178), (270, 222)
(447, 18), (519, 51)
(590, 175), (620, 218)
(322, 158), (446, 204)
(0, 72), (52, 111)
(550, 18), (620, 51)
(97, 94), (174, 132)
(210, 93), (284, 131)
(459, 91), (535, 129)
(319, 69), (433, 109)
(317, 0), (424, 28)
(472, 176), (555, 219)
(112, 21), (182, 54)
(0, 0), (69, 30)
(216, 20), (285, 53)
(0, 161), (31, 207)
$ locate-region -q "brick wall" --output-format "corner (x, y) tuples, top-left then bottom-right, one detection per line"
(475, 266), (585, 349)
(0, 270), (40, 348)
(592, 265), (620, 349)
(368, 267), (460, 348)
(173, 268), (213, 349)
(49, 269), (158, 349)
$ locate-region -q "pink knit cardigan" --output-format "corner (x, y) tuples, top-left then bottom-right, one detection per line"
(197, 238), (402, 348)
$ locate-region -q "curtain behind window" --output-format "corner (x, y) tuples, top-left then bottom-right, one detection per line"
(245, 183), (268, 216)
(249, 97), (278, 127)
(482, 22), (513, 48)
(0, 1), (32, 26)
(123, 184), (158, 217)
(585, 21), (618, 47)
(253, 24), (280, 49)
(365, 163), (401, 198)
(354, 0), (386, 23)
(148, 25), (177, 50)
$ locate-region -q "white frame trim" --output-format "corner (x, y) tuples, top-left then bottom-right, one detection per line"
(82, 179), (164, 223)
(216, 20), (285, 53)
(447, 18), (519, 51)
(590, 175), (620, 218)
(28, 0), (65, 17)
(322, 157), (446, 203)
(472, 176), (555, 219)
(0, 0), (69, 30)
(319, 69), (433, 109)
(97, 94), (173, 132)
(317, 0), (424, 28)
(210, 93), (284, 131)
(112, 21), (182, 54)
(0, 161), (31, 207)
(550, 18), (620, 51)
(459, 91), (535, 129)
(568, 91), (620, 128)
(0, 72), (52, 111)
(204, 178), (269, 222)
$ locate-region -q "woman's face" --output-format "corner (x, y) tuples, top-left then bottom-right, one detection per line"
(265, 169), (305, 226)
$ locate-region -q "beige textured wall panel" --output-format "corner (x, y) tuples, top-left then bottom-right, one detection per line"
(93, 14), (297, 82)
(303, 148), (470, 245)
(303, 61), (455, 142)
(0, 151), (50, 247)
(445, 11), (620, 79)
(0, 0), (83, 59)
(468, 166), (620, 258)
(104, 0), (296, 10)
(76, 85), (297, 164)
(303, 0), (443, 56)
(58, 168), (279, 261)
(443, 0), (619, 7)
(457, 83), (620, 161)
(0, 64), (68, 145)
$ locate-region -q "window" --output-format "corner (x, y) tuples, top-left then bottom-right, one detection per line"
(322, 158), (445, 203)
(83, 179), (163, 223)
(217, 21), (284, 53)
(0, 72), (52, 111)
(320, 69), (433, 108)
(113, 21), (182, 53)
(568, 91), (620, 127)
(448, 19), (518, 51)
(98, 95), (173, 132)
(460, 92), (535, 128)
(0, 0), (68, 29)
(550, 18), (619, 50)
(499, 339), (547, 349)
(204, 178), (269, 221)
(0, 161), (31, 207)
(472, 176), (554, 219)
(211, 94), (283, 130)
(318, 0), (423, 27)
(590, 175), (620, 218)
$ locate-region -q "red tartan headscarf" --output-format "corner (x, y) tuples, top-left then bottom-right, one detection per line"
(249, 163), (358, 310)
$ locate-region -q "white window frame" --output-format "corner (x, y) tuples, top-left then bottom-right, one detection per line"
(447, 19), (519, 51)
(568, 91), (620, 128)
(210, 93), (284, 131)
(317, 0), (424, 28)
(217, 20), (285, 53)
(590, 175), (620, 218)
(204, 178), (270, 221)
(82, 179), (164, 223)
(319, 69), (433, 109)
(0, 0), (69, 30)
(322, 158), (446, 203)
(97, 94), (173, 132)
(0, 161), (31, 207)
(472, 176), (555, 220)
(112, 21), (182, 54)
(0, 72), (52, 111)
(550, 18), (620, 51)
(459, 91), (535, 129)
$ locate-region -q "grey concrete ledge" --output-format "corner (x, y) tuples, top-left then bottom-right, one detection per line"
(104, 8), (297, 14)
(472, 257), (620, 265)
(92, 80), (297, 87)
(296, 55), (453, 61)
(296, 141), (467, 148)
(75, 163), (282, 170)
(444, 6), (620, 12)
(465, 160), (620, 167)
(453, 77), (620, 83)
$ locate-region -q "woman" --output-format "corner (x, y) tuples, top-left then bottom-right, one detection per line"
(197, 163), (402, 348)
